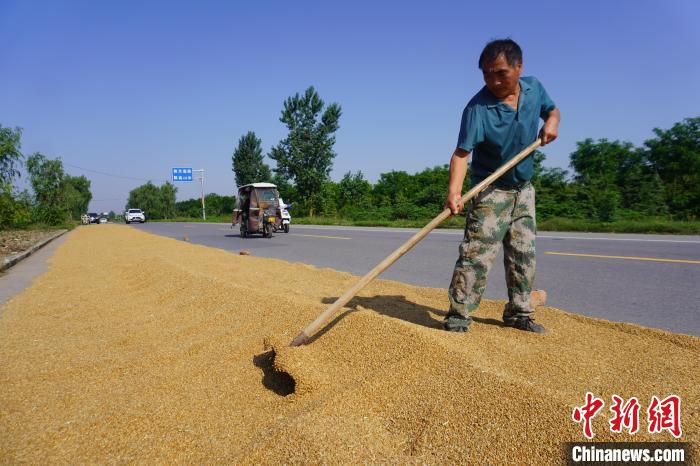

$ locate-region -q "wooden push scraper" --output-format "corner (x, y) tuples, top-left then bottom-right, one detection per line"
(291, 139), (546, 347)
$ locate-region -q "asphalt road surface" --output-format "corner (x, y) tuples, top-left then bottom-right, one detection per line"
(131, 222), (700, 337)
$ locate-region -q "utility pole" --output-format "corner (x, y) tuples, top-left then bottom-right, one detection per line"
(193, 169), (205, 220)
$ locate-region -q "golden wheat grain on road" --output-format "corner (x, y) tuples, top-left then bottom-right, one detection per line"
(0, 225), (697, 464)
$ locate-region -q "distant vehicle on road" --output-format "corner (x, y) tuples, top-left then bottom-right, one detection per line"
(99, 217), (108, 224)
(233, 183), (282, 238)
(125, 209), (146, 224)
(276, 198), (291, 234)
(88, 212), (99, 224)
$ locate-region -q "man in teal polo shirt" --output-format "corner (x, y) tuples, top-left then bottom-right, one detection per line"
(444, 38), (560, 333)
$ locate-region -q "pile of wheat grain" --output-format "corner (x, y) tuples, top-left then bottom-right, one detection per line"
(0, 225), (696, 464)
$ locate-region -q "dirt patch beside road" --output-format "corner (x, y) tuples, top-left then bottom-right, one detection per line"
(0, 225), (697, 464)
(0, 229), (56, 263)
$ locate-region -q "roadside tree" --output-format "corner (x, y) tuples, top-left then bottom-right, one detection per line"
(338, 171), (372, 210)
(644, 117), (700, 219)
(0, 125), (26, 228)
(570, 139), (638, 221)
(159, 182), (177, 219)
(269, 86), (341, 214)
(127, 181), (178, 220)
(0, 125), (23, 186)
(26, 153), (69, 225)
(272, 173), (296, 204)
(232, 131), (272, 188)
(63, 175), (92, 220)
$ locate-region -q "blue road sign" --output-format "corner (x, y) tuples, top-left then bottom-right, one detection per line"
(172, 167), (193, 182)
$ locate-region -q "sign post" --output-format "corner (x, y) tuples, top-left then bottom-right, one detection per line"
(193, 169), (205, 220)
(171, 167), (205, 220)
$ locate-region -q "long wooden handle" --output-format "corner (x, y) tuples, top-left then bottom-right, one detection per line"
(290, 138), (542, 346)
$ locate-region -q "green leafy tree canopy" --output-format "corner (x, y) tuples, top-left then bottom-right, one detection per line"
(338, 171), (372, 209)
(63, 175), (92, 220)
(0, 125), (23, 186)
(644, 117), (700, 219)
(26, 152), (69, 225)
(269, 86), (341, 212)
(232, 131), (272, 188)
(126, 181), (177, 220)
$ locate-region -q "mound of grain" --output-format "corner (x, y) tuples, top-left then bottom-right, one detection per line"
(0, 225), (697, 464)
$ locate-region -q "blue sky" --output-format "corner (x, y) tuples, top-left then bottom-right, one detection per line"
(2, 0), (699, 213)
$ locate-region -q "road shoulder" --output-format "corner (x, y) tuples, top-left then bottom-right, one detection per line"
(0, 230), (72, 310)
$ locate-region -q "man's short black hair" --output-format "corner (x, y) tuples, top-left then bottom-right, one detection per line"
(478, 38), (522, 69)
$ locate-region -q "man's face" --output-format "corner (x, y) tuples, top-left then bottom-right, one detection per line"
(481, 54), (522, 99)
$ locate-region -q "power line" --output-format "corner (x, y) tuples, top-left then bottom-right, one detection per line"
(63, 161), (169, 183)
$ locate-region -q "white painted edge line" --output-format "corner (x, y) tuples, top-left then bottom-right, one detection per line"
(538, 235), (700, 244)
(161, 222), (700, 243)
(291, 225), (700, 243)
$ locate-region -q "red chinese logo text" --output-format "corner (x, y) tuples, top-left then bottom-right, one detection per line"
(572, 393), (682, 439)
(572, 392), (605, 439)
(648, 395), (682, 438)
(609, 395), (640, 434)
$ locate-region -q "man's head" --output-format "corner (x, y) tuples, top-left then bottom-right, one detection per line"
(478, 39), (523, 99)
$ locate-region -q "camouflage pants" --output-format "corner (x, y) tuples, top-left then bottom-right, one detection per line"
(447, 182), (537, 324)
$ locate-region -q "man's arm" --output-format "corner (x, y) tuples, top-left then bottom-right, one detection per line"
(444, 148), (470, 215)
(539, 108), (560, 145)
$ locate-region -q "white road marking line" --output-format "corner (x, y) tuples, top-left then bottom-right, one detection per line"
(290, 233), (351, 240)
(539, 235), (700, 244)
(544, 251), (700, 264)
(179, 222), (699, 244)
(292, 225), (700, 243)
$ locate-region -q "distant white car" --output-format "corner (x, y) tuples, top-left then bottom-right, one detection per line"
(99, 217), (108, 224)
(125, 208), (146, 224)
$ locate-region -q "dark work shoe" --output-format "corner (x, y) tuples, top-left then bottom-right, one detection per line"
(504, 316), (546, 334)
(443, 316), (471, 332)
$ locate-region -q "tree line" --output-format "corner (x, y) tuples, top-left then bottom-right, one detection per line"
(231, 86), (698, 223)
(535, 117), (699, 222)
(131, 86), (342, 221)
(125, 182), (236, 220)
(3, 89), (697, 227)
(122, 86), (700, 224)
(1, 126), (93, 228)
(232, 86), (341, 215)
(320, 116), (697, 223)
(126, 181), (176, 220)
(174, 193), (236, 218)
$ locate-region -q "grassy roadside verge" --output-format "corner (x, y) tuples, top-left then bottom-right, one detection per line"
(295, 216), (700, 234)
(152, 216), (700, 234)
(537, 217), (700, 234)
(0, 221), (80, 232)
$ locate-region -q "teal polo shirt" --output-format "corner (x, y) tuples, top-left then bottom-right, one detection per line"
(457, 76), (556, 187)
